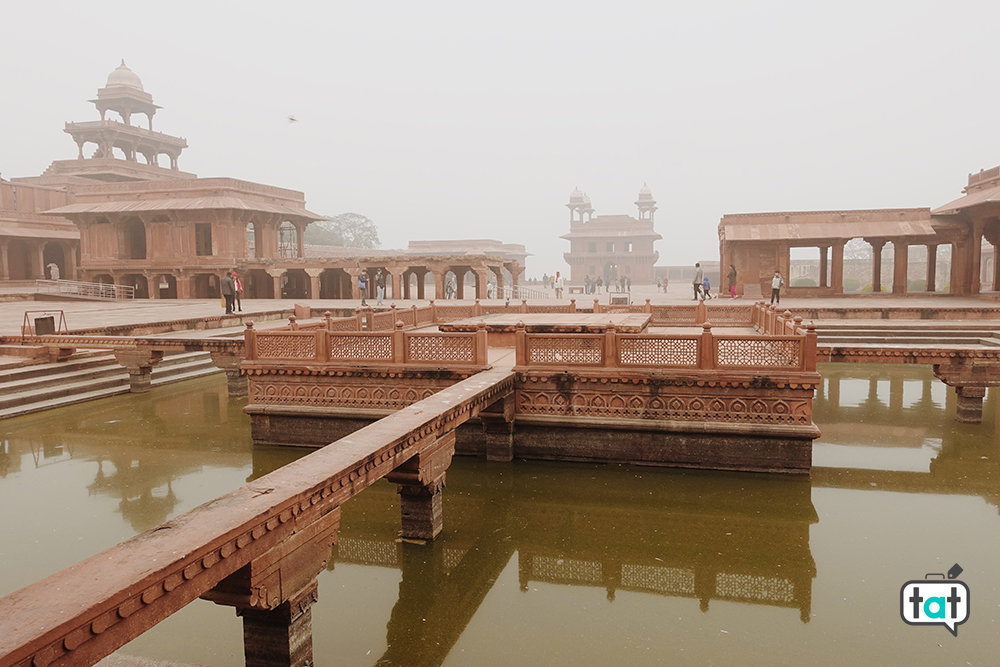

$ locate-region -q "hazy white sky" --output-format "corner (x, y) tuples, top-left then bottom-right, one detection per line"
(2, 1), (998, 277)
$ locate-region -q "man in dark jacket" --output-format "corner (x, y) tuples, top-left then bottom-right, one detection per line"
(221, 271), (236, 314)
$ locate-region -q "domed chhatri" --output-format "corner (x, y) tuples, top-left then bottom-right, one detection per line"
(637, 182), (654, 201)
(568, 187), (586, 205)
(105, 60), (144, 91)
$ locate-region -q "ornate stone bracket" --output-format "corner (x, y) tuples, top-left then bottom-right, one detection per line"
(386, 431), (456, 540)
(210, 350), (248, 397)
(933, 361), (1000, 423)
(113, 349), (164, 393)
(480, 392), (516, 462)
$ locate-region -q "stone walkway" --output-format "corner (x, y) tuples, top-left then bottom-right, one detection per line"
(2, 284), (1000, 338)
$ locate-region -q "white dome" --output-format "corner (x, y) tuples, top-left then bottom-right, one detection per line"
(106, 60), (144, 91)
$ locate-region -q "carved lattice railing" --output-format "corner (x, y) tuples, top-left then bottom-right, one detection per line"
(515, 323), (815, 372)
(244, 324), (489, 367)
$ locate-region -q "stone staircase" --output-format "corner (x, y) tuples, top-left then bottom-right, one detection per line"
(815, 321), (1000, 347)
(0, 350), (221, 420)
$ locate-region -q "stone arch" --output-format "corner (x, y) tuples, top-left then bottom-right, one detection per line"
(42, 243), (66, 280)
(192, 273), (221, 299)
(154, 274), (177, 299)
(120, 273), (149, 299)
(279, 221), (298, 259)
(320, 268), (351, 299)
(282, 269), (310, 298)
(245, 269), (274, 299)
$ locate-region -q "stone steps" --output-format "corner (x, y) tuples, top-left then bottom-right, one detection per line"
(0, 351), (221, 420)
(813, 321), (1000, 347)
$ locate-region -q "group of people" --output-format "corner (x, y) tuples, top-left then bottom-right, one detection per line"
(357, 269), (387, 306)
(690, 263), (784, 304)
(221, 270), (244, 314)
(581, 274), (631, 295)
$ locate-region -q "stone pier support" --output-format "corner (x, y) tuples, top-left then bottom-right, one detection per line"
(955, 386), (987, 423)
(386, 431), (455, 540)
(480, 393), (516, 461)
(933, 361), (1000, 423)
(203, 507), (340, 667)
(210, 351), (248, 397)
(239, 579), (318, 667)
(113, 349), (164, 393)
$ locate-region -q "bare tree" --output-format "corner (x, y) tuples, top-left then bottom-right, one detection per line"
(843, 237), (870, 261)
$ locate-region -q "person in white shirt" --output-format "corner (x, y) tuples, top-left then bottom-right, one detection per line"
(770, 270), (784, 305)
(555, 271), (565, 299)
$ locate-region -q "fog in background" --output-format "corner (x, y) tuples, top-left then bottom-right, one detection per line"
(3, 1), (998, 279)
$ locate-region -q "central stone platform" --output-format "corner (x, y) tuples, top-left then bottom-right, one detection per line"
(439, 313), (650, 347)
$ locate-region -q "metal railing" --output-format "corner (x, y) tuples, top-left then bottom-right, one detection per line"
(510, 284), (550, 300)
(35, 279), (135, 301)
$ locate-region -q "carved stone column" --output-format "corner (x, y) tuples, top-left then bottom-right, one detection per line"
(210, 351), (248, 397)
(831, 240), (844, 295)
(892, 240), (909, 295)
(475, 269), (490, 300)
(819, 246), (829, 288)
(113, 349), (164, 393)
(266, 269), (285, 300)
(386, 431), (455, 540)
(429, 270), (444, 300)
(0, 239), (8, 280)
(304, 268), (323, 300)
(926, 243), (937, 292)
(868, 239), (886, 293)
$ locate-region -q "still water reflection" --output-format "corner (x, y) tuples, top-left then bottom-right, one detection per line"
(1, 366), (999, 666)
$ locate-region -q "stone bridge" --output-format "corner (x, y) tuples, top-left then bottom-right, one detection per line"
(0, 368), (515, 667)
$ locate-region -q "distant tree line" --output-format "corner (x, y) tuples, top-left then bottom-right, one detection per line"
(305, 212), (380, 249)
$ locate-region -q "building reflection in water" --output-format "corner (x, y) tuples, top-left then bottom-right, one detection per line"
(252, 446), (818, 667)
(813, 363), (1000, 512)
(0, 375), (251, 532)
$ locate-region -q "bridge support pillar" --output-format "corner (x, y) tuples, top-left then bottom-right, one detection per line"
(113, 349), (164, 393)
(933, 362), (1000, 423)
(955, 386), (987, 423)
(239, 579), (317, 667)
(480, 392), (516, 461)
(211, 351), (248, 397)
(387, 431), (455, 540)
(203, 507), (340, 667)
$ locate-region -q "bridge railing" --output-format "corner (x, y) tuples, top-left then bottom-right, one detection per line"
(244, 321), (489, 367)
(515, 322), (816, 372)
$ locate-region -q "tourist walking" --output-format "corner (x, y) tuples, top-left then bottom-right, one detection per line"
(555, 272), (564, 299)
(358, 270), (368, 307)
(693, 263), (703, 300)
(702, 275), (713, 299)
(727, 264), (737, 299)
(770, 269), (783, 305)
(221, 271), (236, 314)
(232, 270), (243, 311)
(375, 269), (385, 306)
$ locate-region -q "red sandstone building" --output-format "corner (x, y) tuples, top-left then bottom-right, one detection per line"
(719, 166), (1000, 298)
(1, 63), (524, 301)
(561, 185), (662, 286)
